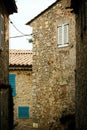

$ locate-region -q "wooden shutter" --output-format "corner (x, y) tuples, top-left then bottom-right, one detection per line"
(9, 74), (16, 96)
(58, 25), (62, 46)
(64, 24), (68, 44)
(0, 13), (4, 48)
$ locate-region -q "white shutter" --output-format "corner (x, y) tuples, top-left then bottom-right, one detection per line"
(64, 24), (68, 44)
(57, 23), (69, 47)
(58, 25), (62, 46)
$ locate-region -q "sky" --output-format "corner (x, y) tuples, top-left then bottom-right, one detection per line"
(9, 0), (56, 50)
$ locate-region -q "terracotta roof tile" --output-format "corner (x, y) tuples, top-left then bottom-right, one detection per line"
(9, 50), (32, 66)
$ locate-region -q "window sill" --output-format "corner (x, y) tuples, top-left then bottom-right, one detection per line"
(58, 44), (69, 48)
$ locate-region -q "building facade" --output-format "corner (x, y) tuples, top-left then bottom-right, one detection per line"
(0, 1), (17, 130)
(27, 1), (76, 129)
(0, 0), (17, 84)
(9, 50), (33, 129)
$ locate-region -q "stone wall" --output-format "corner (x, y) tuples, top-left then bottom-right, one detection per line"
(0, 2), (9, 84)
(0, 4), (9, 130)
(0, 84), (13, 130)
(29, 1), (76, 129)
(9, 70), (32, 129)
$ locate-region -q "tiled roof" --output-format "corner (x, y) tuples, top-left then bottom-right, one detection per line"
(9, 50), (32, 66)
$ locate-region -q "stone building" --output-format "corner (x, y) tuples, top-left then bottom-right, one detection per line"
(0, 0), (17, 83)
(0, 1), (17, 130)
(27, 0), (76, 129)
(9, 50), (33, 129)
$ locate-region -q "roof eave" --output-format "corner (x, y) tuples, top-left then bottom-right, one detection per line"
(9, 65), (32, 71)
(26, 0), (58, 25)
(3, 0), (17, 14)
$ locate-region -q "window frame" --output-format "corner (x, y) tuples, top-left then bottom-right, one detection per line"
(57, 23), (69, 47)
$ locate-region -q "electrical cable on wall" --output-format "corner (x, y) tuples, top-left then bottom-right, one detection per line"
(9, 19), (33, 38)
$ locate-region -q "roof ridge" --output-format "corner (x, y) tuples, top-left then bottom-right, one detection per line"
(9, 49), (32, 54)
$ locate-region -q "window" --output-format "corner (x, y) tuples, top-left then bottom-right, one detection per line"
(18, 106), (29, 118)
(0, 12), (4, 50)
(58, 23), (69, 47)
(9, 74), (16, 96)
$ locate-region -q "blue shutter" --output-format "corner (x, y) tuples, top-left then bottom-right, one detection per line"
(18, 106), (29, 118)
(9, 74), (16, 96)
